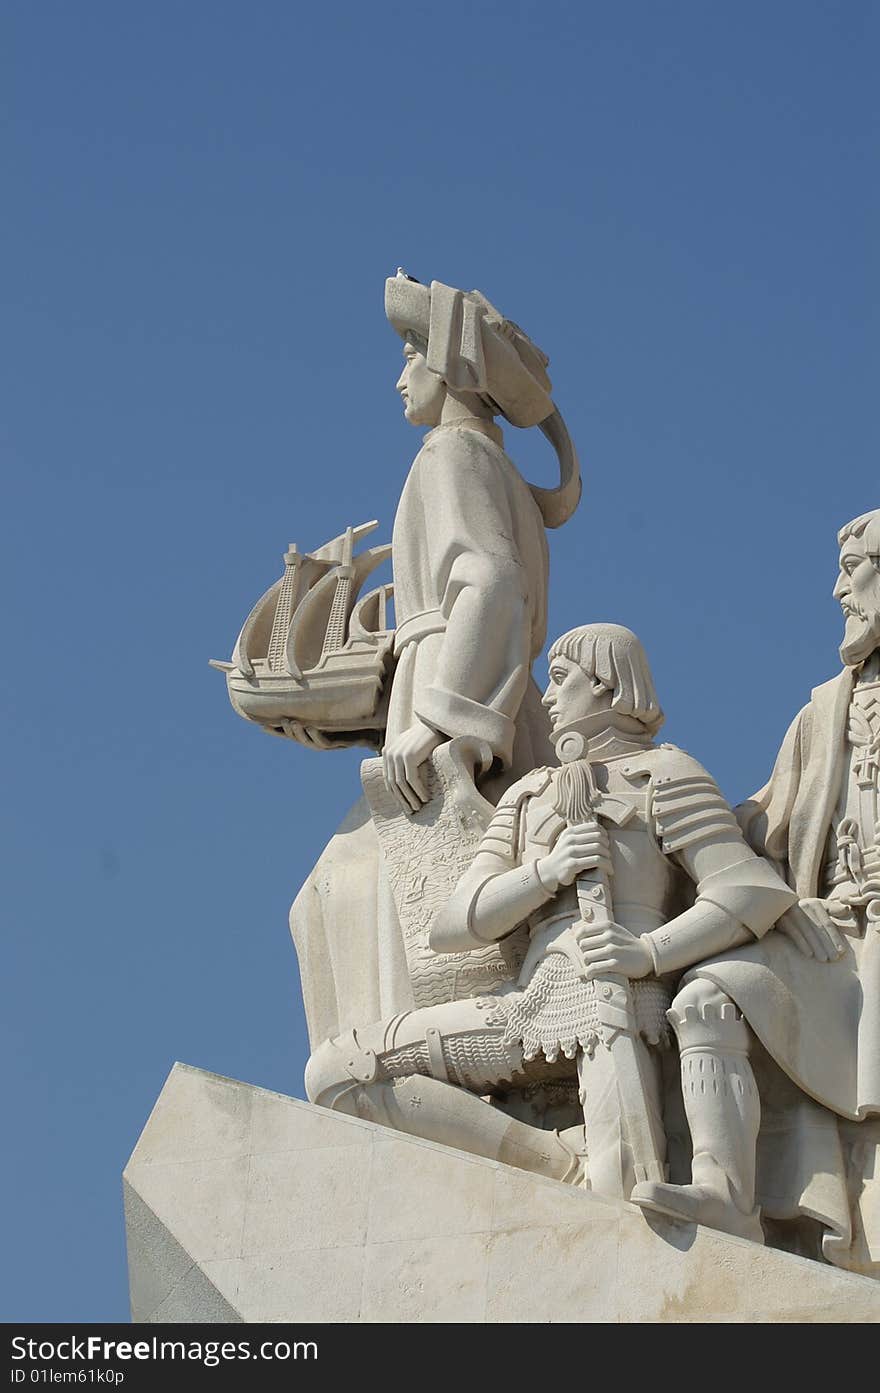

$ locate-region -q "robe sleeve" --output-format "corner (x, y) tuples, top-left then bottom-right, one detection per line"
(408, 429), (541, 765)
(735, 705), (807, 873)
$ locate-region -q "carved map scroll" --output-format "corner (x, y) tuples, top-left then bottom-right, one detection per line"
(361, 739), (528, 1008)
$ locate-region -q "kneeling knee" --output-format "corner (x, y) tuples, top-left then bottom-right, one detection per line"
(304, 1029), (378, 1109)
(673, 978), (731, 1017)
(669, 977), (749, 1052)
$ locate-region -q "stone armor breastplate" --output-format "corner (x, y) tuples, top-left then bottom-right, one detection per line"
(499, 758), (682, 1063)
(520, 761), (683, 940)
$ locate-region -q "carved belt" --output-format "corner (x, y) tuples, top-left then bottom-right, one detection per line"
(393, 608), (448, 655)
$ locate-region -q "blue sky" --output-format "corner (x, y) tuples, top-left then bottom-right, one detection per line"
(3, 1), (877, 1320)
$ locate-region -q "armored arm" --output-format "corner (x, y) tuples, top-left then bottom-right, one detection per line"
(430, 773), (554, 953)
(640, 752), (797, 977)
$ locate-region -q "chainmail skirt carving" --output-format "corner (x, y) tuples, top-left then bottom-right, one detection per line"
(500, 955), (672, 1063)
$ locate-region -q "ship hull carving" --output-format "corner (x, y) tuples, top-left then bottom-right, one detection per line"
(211, 521), (395, 748)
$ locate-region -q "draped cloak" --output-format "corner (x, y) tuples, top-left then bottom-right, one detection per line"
(290, 421), (555, 1050)
(693, 668), (880, 1272)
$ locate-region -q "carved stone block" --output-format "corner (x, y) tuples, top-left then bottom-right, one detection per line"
(124, 1064), (880, 1323)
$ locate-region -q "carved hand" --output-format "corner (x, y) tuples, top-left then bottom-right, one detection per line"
(276, 720), (345, 751)
(382, 720), (444, 813)
(776, 898), (848, 962)
(574, 920), (653, 981)
(536, 824), (612, 892)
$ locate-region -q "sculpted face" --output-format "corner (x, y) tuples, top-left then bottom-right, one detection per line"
(834, 533), (880, 666)
(396, 343), (446, 427)
(542, 655), (613, 733)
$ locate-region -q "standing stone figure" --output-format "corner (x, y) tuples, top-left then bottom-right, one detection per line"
(305, 624), (794, 1196)
(633, 510), (880, 1272)
(291, 273), (581, 1044)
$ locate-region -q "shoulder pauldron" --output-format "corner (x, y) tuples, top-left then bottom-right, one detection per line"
(647, 747), (740, 854)
(478, 767), (553, 862)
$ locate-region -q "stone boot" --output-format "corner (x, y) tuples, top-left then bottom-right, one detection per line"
(630, 984), (763, 1244)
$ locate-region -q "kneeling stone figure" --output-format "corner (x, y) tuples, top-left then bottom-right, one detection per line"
(306, 624), (794, 1237)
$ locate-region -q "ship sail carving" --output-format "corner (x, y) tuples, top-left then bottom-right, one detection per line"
(210, 520), (394, 748)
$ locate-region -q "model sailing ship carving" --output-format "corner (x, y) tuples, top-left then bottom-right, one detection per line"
(211, 521), (394, 747)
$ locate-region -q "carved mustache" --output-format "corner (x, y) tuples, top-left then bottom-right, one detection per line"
(842, 599), (869, 620)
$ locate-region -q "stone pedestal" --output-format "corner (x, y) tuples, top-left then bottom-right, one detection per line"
(124, 1063), (880, 1323)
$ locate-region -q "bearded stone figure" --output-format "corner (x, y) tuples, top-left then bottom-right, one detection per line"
(290, 274), (581, 1046)
(632, 509), (880, 1275)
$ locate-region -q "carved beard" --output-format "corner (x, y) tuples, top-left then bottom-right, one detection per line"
(840, 605), (880, 666)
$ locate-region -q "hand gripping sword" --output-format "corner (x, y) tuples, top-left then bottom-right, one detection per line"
(550, 750), (666, 1197)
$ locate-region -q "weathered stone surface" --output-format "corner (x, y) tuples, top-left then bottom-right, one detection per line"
(124, 1064), (880, 1323)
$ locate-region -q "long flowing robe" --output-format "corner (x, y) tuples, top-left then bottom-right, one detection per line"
(693, 668), (880, 1272)
(291, 420), (555, 1047)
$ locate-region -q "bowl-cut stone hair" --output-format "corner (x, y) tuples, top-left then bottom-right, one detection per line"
(548, 623), (665, 736)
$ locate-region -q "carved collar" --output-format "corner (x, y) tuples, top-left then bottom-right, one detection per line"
(584, 729), (655, 763)
(552, 713), (655, 765)
(424, 418), (504, 448)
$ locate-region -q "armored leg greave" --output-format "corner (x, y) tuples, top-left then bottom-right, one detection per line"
(305, 998), (525, 1102)
(630, 978), (763, 1243)
(304, 1001), (587, 1184)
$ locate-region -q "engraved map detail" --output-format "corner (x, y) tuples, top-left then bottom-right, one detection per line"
(362, 743), (528, 1008)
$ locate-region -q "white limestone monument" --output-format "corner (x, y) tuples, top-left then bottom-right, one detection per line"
(124, 274), (880, 1322)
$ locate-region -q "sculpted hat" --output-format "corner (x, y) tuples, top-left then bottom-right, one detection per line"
(385, 270), (581, 528)
(385, 271), (554, 429)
